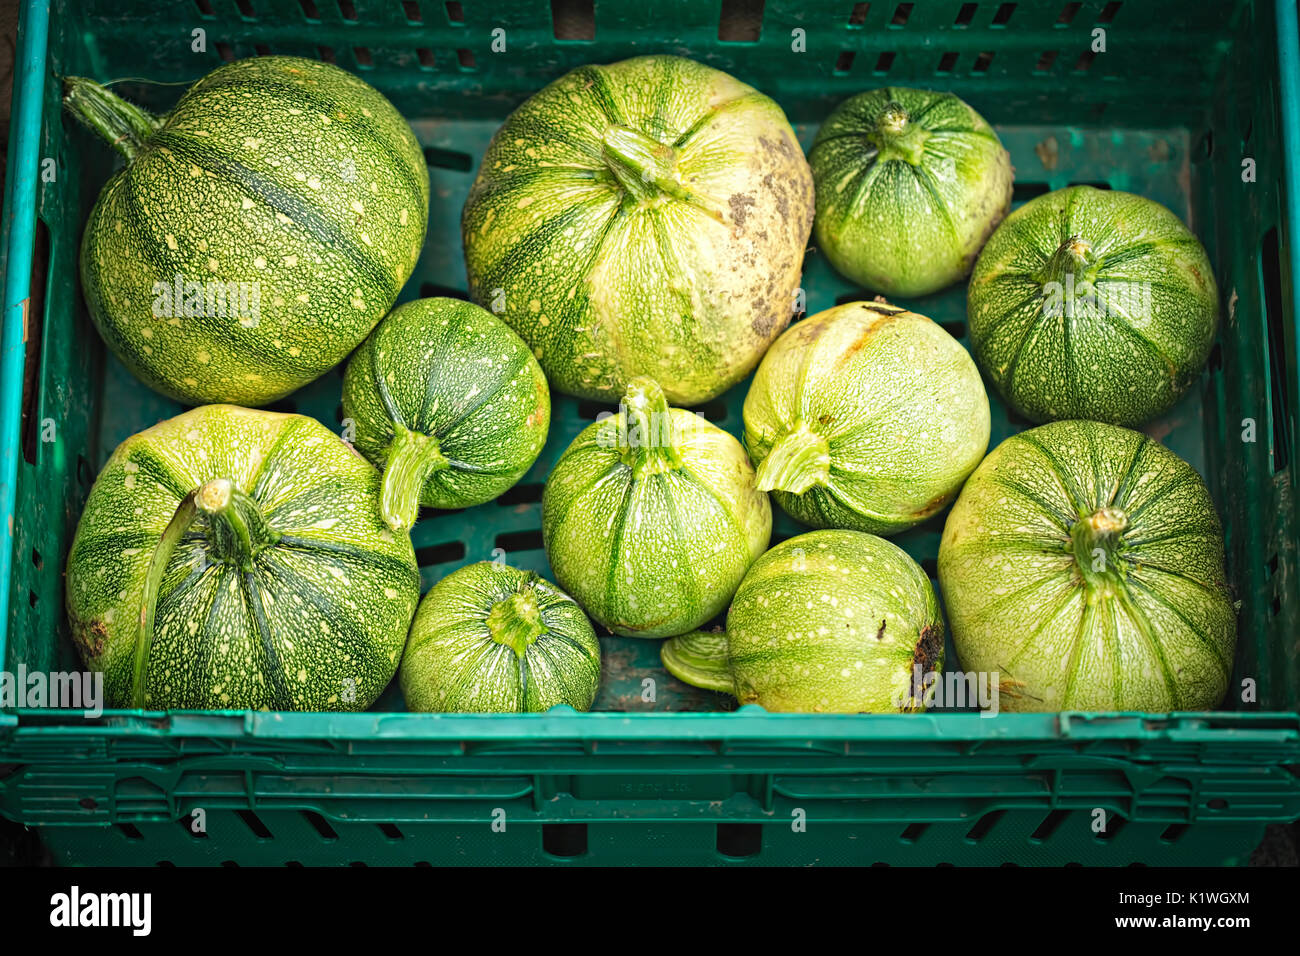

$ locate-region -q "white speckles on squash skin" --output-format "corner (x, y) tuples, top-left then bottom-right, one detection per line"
(79, 56), (429, 406)
(64, 404), (421, 710)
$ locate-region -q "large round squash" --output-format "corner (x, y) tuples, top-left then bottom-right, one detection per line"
(64, 405), (421, 710)
(342, 297), (550, 531)
(461, 55), (814, 405)
(809, 87), (1012, 297)
(66, 57), (429, 406)
(967, 186), (1218, 426)
(743, 301), (989, 535)
(662, 530), (944, 712)
(542, 377), (771, 638)
(938, 419), (1236, 712)
(400, 562), (601, 713)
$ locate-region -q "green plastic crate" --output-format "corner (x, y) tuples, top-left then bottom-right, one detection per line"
(1, 0), (1299, 867)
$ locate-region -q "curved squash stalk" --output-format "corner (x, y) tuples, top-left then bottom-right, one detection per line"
(131, 478), (282, 708)
(660, 629), (734, 694)
(379, 425), (450, 532)
(753, 425), (830, 495)
(617, 377), (683, 476)
(63, 78), (161, 160)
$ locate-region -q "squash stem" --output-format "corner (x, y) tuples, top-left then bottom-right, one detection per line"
(661, 629), (735, 695)
(618, 377), (683, 476)
(196, 478), (280, 571)
(380, 425), (449, 531)
(487, 586), (549, 657)
(130, 489), (203, 709)
(602, 125), (726, 222)
(873, 102), (931, 166)
(754, 424), (831, 494)
(63, 77), (161, 161)
(1070, 506), (1130, 594)
(1042, 235), (1097, 290)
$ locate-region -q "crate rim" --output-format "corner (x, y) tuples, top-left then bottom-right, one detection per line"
(2, 707), (1299, 744)
(1, 0), (1299, 734)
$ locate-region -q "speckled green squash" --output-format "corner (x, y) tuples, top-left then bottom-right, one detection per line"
(968, 186), (1218, 426)
(66, 57), (429, 406)
(64, 405), (421, 710)
(400, 562), (600, 713)
(342, 297), (550, 531)
(542, 377), (771, 638)
(744, 301), (989, 535)
(662, 530), (944, 712)
(809, 87), (1012, 297)
(938, 419), (1236, 712)
(462, 55), (814, 405)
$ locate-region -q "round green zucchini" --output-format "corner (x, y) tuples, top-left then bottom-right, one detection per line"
(938, 419), (1236, 711)
(662, 530), (944, 712)
(743, 301), (989, 535)
(66, 56), (429, 406)
(967, 185), (1218, 426)
(462, 54), (814, 405)
(342, 297), (550, 531)
(542, 377), (771, 638)
(808, 87), (1013, 297)
(399, 562), (601, 713)
(64, 404), (421, 710)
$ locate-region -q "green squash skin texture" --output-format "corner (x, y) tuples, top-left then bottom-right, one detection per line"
(64, 405), (422, 710)
(744, 301), (990, 535)
(967, 186), (1219, 427)
(938, 419), (1236, 712)
(71, 56), (429, 407)
(462, 55), (814, 405)
(400, 562), (600, 713)
(341, 297), (550, 529)
(665, 530), (944, 713)
(542, 379), (772, 638)
(809, 87), (1012, 297)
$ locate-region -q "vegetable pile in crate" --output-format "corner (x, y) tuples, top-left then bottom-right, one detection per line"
(57, 42), (1237, 717)
(4, 0), (1300, 869)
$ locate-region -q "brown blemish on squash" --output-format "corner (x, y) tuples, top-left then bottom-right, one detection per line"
(906, 624), (944, 706)
(74, 619), (109, 659)
(728, 193), (756, 228)
(875, 618), (887, 640)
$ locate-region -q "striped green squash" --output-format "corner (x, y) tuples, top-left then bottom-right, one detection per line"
(64, 404), (421, 710)
(341, 297), (550, 531)
(968, 186), (1218, 426)
(542, 377), (771, 638)
(66, 56), (428, 406)
(938, 419), (1236, 712)
(400, 562), (600, 713)
(462, 55), (814, 405)
(744, 301), (989, 535)
(809, 87), (1013, 297)
(662, 531), (944, 712)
